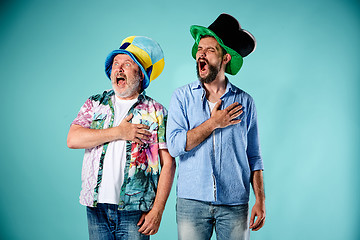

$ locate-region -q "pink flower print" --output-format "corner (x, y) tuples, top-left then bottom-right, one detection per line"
(131, 144), (148, 168)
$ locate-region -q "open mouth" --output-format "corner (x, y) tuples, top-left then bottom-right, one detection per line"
(198, 59), (208, 72)
(116, 77), (125, 84)
(116, 73), (126, 85)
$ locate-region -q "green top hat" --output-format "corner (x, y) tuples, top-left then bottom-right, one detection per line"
(190, 13), (256, 75)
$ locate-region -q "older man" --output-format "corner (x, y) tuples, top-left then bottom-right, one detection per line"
(167, 14), (265, 240)
(67, 36), (175, 240)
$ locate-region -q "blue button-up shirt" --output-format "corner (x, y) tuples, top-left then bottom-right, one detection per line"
(166, 80), (264, 205)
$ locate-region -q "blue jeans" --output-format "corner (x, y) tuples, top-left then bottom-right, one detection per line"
(86, 203), (149, 240)
(176, 198), (249, 240)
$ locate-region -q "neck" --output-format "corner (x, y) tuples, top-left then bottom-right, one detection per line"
(115, 90), (140, 100)
(116, 95), (138, 101)
(203, 74), (227, 102)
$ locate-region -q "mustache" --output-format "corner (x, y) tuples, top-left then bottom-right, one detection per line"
(111, 71), (127, 84)
(115, 72), (126, 78)
(197, 57), (208, 64)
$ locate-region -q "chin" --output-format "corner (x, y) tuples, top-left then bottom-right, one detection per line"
(113, 86), (127, 97)
(115, 90), (131, 98)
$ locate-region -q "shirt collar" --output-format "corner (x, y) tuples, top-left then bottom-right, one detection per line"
(138, 90), (146, 101)
(191, 80), (203, 90)
(191, 81), (206, 99)
(224, 78), (237, 95)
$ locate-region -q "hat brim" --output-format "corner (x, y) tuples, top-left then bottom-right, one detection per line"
(190, 25), (243, 75)
(105, 49), (150, 89)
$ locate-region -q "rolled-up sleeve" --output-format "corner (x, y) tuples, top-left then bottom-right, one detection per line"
(71, 98), (93, 128)
(156, 104), (168, 150)
(166, 90), (189, 158)
(246, 100), (264, 171)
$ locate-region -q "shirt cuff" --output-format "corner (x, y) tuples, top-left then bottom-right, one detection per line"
(250, 158), (264, 172)
(159, 142), (167, 150)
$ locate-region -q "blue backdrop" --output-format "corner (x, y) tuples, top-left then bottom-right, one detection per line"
(1, 0), (359, 239)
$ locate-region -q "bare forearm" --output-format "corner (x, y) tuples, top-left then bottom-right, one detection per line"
(250, 170), (266, 231)
(151, 149), (176, 212)
(251, 170), (265, 203)
(67, 114), (152, 149)
(137, 150), (175, 235)
(186, 119), (215, 151)
(67, 125), (119, 149)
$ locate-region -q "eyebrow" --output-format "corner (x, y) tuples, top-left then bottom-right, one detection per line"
(198, 46), (216, 50)
(113, 59), (134, 64)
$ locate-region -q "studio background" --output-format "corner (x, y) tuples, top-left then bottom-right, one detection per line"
(1, 0), (359, 239)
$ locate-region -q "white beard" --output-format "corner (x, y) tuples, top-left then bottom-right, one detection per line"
(113, 79), (140, 99)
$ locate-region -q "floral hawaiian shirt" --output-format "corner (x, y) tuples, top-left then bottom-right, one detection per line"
(71, 90), (167, 211)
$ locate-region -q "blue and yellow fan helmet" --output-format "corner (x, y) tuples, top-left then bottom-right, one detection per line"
(105, 36), (165, 89)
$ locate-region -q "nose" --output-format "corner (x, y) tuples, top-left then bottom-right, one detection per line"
(197, 48), (208, 59)
(114, 64), (124, 73)
(198, 49), (205, 57)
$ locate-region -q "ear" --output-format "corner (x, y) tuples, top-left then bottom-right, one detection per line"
(223, 53), (231, 64)
(139, 70), (145, 82)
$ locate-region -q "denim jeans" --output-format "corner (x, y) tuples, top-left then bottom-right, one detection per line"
(86, 203), (149, 240)
(176, 198), (249, 240)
